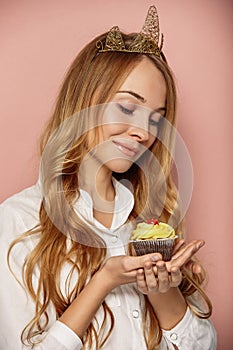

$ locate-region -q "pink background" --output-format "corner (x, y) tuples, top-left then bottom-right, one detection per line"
(1, 0), (232, 347)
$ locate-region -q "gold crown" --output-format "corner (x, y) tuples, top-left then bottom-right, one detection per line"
(96, 5), (164, 57)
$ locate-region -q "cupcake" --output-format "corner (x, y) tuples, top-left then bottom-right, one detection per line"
(129, 219), (177, 261)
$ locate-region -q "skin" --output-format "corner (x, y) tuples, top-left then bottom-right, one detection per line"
(79, 57), (167, 226)
(60, 57), (204, 339)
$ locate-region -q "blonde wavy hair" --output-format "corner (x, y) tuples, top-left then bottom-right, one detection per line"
(8, 32), (212, 349)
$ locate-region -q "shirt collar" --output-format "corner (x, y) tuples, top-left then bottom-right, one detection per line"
(74, 178), (134, 232)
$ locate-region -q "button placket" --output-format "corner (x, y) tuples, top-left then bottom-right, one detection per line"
(170, 332), (178, 341)
(111, 235), (118, 243)
(132, 309), (139, 319)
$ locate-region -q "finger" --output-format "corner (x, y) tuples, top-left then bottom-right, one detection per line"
(139, 254), (162, 270)
(192, 262), (202, 274)
(171, 240), (204, 261)
(146, 253), (163, 263)
(186, 261), (202, 274)
(171, 240), (193, 260)
(170, 266), (182, 287)
(171, 240), (199, 260)
(144, 262), (158, 292)
(122, 253), (162, 272)
(136, 269), (148, 294)
(172, 239), (186, 255)
(152, 265), (158, 276)
(156, 261), (170, 293)
(169, 240), (205, 270)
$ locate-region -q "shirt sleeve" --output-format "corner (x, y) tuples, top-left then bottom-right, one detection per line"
(161, 307), (217, 350)
(28, 321), (83, 350)
(0, 198), (83, 350)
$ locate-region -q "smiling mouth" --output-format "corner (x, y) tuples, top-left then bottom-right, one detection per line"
(112, 140), (139, 157)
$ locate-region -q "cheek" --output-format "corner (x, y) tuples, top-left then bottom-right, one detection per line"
(86, 128), (100, 149)
(147, 134), (156, 148)
(101, 124), (126, 140)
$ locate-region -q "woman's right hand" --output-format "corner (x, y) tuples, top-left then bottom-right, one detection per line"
(59, 253), (161, 338)
(99, 253), (162, 291)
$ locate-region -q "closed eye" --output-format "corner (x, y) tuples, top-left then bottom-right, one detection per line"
(149, 119), (160, 126)
(118, 104), (135, 115)
(149, 114), (164, 127)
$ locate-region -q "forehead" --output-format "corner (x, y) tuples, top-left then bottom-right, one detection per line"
(117, 57), (166, 108)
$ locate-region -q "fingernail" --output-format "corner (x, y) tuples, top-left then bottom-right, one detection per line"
(157, 263), (165, 270)
(146, 264), (151, 270)
(199, 241), (205, 248)
(151, 255), (160, 262)
(171, 267), (178, 273)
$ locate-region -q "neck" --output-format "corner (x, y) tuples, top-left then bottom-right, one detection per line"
(78, 155), (115, 213)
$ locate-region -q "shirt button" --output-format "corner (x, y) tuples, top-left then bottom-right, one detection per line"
(132, 309), (139, 318)
(170, 333), (178, 341)
(111, 235), (118, 243)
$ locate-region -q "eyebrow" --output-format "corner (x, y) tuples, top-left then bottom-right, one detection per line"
(117, 90), (146, 103)
(116, 90), (166, 114)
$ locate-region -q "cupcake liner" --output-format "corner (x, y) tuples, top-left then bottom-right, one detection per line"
(130, 236), (178, 261)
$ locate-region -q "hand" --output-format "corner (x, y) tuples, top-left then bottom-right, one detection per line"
(166, 239), (205, 272)
(136, 239), (205, 294)
(171, 239), (203, 274)
(99, 253), (162, 291)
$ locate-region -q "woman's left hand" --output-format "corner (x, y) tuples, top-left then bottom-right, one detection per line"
(136, 239), (204, 294)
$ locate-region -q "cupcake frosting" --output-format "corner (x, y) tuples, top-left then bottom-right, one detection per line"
(131, 221), (175, 240)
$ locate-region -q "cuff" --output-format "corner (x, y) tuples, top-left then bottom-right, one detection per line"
(162, 306), (192, 346)
(47, 321), (83, 350)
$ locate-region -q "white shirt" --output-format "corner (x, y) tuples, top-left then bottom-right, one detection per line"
(0, 180), (217, 350)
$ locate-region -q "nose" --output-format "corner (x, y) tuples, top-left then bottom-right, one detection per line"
(127, 125), (149, 142)
(127, 114), (150, 142)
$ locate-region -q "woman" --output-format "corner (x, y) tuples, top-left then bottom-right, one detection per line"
(0, 6), (216, 350)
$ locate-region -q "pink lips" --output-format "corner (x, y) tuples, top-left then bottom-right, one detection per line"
(112, 140), (139, 157)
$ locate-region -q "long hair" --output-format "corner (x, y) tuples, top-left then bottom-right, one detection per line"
(8, 32), (212, 349)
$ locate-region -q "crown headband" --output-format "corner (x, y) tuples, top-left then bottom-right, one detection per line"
(96, 5), (164, 57)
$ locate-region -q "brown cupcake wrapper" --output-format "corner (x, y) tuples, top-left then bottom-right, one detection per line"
(129, 236), (178, 261)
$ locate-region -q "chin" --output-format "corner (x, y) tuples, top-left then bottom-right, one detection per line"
(105, 159), (134, 173)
